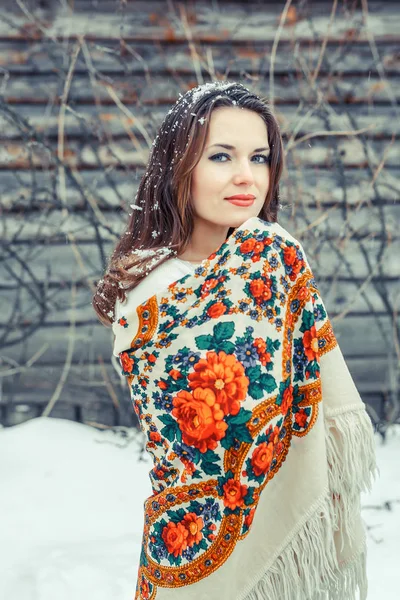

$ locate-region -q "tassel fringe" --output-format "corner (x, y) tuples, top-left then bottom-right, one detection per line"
(243, 407), (378, 600)
(325, 405), (379, 553)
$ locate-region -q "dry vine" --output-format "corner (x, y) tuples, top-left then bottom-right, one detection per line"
(0, 0), (398, 430)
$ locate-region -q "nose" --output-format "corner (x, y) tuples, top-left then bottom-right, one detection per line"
(232, 158), (255, 185)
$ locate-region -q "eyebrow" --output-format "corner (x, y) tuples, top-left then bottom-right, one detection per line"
(208, 143), (270, 152)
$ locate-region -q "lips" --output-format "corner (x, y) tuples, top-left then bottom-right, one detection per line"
(225, 194), (256, 207)
(225, 195), (256, 200)
(226, 198), (255, 207)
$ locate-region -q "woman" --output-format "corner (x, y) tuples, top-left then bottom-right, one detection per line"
(93, 81), (377, 600)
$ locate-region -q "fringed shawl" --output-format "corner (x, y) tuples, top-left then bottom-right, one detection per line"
(112, 217), (378, 600)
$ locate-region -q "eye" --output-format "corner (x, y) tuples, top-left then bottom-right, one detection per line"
(209, 153), (270, 164)
(253, 154), (270, 164)
(209, 152), (230, 162)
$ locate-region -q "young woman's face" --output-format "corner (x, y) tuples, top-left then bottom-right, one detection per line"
(191, 106), (270, 229)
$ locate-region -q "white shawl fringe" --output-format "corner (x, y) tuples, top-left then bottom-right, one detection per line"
(244, 407), (378, 600)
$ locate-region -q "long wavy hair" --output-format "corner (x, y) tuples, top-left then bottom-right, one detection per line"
(93, 81), (284, 327)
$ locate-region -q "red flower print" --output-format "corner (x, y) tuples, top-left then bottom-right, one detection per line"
(147, 353), (156, 364)
(251, 441), (274, 476)
(120, 352), (134, 374)
(157, 380), (168, 390)
(172, 387), (228, 453)
(253, 337), (266, 353)
(280, 385), (293, 414)
(201, 278), (219, 297)
(283, 246), (297, 266)
(261, 280), (272, 301)
(295, 408), (308, 428)
(251, 254), (261, 263)
(207, 302), (227, 318)
(161, 521), (189, 557)
(249, 278), (265, 298)
(188, 350), (249, 416)
(118, 317), (128, 327)
(253, 241), (264, 253)
(181, 458), (196, 483)
(303, 325), (319, 361)
(223, 479), (248, 510)
(289, 259), (304, 281)
(169, 369), (183, 381)
(244, 507), (256, 528)
(297, 286), (310, 301)
(250, 277), (272, 303)
(140, 576), (150, 599)
(284, 246), (304, 281)
(259, 352), (272, 367)
(266, 424), (280, 445)
(240, 238), (256, 254)
(182, 512), (204, 547)
(149, 431), (161, 443)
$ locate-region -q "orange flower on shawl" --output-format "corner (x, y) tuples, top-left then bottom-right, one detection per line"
(161, 521), (188, 557)
(251, 441), (274, 476)
(149, 431), (161, 442)
(223, 479), (248, 510)
(139, 576), (150, 599)
(283, 246), (304, 280)
(249, 278), (264, 298)
(182, 512), (204, 547)
(297, 286), (311, 301)
(295, 408), (308, 428)
(169, 369), (183, 381)
(172, 387), (228, 453)
(201, 278), (219, 297)
(283, 246), (297, 266)
(240, 238), (256, 253)
(250, 277), (272, 303)
(244, 507), (256, 528)
(120, 352), (134, 373)
(303, 325), (319, 361)
(280, 385), (293, 414)
(207, 302), (227, 318)
(188, 351), (249, 416)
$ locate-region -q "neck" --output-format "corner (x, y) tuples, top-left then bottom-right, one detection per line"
(178, 219), (229, 262)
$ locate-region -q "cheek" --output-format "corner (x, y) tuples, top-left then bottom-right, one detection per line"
(192, 160), (225, 194)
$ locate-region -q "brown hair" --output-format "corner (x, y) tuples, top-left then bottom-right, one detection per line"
(92, 81), (284, 327)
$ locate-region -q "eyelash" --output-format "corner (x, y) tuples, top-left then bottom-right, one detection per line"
(209, 152), (270, 164)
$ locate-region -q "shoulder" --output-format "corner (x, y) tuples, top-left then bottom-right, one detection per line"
(115, 257), (193, 319)
(247, 218), (312, 278)
(250, 217), (304, 250)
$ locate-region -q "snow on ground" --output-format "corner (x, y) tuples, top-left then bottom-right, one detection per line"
(0, 417), (398, 599)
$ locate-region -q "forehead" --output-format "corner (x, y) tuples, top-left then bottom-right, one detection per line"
(207, 106), (268, 142)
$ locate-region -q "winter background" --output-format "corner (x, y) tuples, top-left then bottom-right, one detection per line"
(1, 0), (399, 598)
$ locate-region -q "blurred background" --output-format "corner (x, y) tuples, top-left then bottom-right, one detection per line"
(1, 0), (399, 433)
(0, 2), (399, 599)
(0, 0), (399, 432)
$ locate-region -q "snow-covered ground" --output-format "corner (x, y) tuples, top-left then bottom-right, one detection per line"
(0, 417), (398, 599)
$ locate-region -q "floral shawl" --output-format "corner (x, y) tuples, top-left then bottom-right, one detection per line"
(112, 217), (377, 600)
